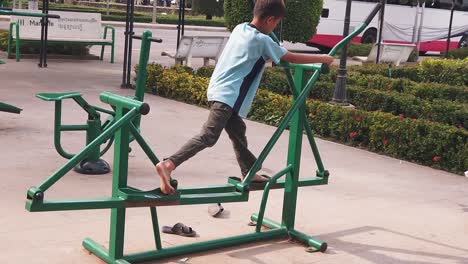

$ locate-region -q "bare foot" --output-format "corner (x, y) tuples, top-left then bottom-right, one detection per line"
(155, 160), (175, 195)
(242, 174), (269, 183)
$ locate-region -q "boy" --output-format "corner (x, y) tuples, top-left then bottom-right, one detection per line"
(156, 0), (334, 194)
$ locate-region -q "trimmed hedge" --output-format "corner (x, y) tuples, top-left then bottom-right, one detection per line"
(45, 3), (226, 27)
(350, 58), (468, 86)
(192, 0), (225, 17)
(419, 58), (468, 86)
(172, 65), (468, 128)
(0, 31), (90, 55)
(336, 43), (372, 57)
(348, 86), (468, 128)
(448, 47), (468, 59)
(346, 73), (468, 103)
(139, 64), (468, 175)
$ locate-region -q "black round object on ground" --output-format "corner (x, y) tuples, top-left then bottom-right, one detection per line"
(74, 159), (110, 175)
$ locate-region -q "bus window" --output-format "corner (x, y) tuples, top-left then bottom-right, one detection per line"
(322, 8), (329, 18)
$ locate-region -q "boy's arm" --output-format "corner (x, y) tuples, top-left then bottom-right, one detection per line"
(282, 52), (334, 65)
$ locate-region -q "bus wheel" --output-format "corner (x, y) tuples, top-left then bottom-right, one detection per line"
(459, 35), (468, 48)
(361, 28), (377, 44)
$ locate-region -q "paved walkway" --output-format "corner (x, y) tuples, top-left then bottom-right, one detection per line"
(0, 23), (467, 264)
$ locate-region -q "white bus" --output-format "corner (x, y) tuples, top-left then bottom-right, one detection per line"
(308, 0), (468, 53)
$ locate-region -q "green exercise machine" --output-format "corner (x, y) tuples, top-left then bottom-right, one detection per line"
(25, 4), (382, 263)
(0, 101), (22, 114)
(31, 31), (161, 175)
(34, 32), (157, 175)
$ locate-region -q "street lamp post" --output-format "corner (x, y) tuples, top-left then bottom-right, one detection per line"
(332, 0), (352, 105)
(444, 0), (456, 58)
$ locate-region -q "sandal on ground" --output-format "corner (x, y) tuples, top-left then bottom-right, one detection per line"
(208, 203), (224, 217)
(162, 223), (197, 237)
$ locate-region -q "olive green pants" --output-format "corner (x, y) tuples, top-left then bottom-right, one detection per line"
(168, 101), (257, 176)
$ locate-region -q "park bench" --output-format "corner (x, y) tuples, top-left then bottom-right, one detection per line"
(8, 9), (115, 63)
(161, 35), (228, 67)
(353, 42), (415, 66)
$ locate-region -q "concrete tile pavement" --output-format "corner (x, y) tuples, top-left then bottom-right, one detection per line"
(0, 25), (467, 264)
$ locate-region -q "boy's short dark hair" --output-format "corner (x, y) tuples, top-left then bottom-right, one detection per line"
(254, 0), (286, 20)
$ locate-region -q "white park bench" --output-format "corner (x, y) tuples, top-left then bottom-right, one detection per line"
(353, 42), (415, 66)
(161, 36), (228, 67)
(8, 9), (115, 63)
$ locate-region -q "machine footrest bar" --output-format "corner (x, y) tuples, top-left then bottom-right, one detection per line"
(125, 228), (287, 263)
(83, 229), (287, 264)
(251, 214), (327, 252)
(229, 176), (328, 191)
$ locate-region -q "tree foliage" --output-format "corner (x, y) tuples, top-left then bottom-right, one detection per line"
(224, 0), (323, 43)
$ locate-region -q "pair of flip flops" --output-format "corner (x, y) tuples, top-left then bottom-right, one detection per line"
(162, 223), (197, 237)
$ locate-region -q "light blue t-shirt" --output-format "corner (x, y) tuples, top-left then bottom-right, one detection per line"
(207, 23), (288, 118)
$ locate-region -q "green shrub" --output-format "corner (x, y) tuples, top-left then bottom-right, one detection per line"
(350, 58), (468, 86)
(336, 43), (372, 57)
(448, 47), (468, 59)
(258, 68), (468, 128)
(146, 63), (164, 94)
(347, 86), (468, 128)
(350, 64), (421, 81)
(157, 63), (467, 127)
(195, 66), (215, 77)
(346, 73), (468, 103)
(170, 65), (194, 75)
(140, 66), (468, 174)
(281, 0), (323, 43)
(224, 0), (253, 31)
(0, 31), (89, 56)
(102, 14), (226, 27)
(192, 0), (225, 18)
(419, 58), (468, 86)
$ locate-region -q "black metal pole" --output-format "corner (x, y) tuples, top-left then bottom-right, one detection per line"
(176, 0), (182, 48)
(332, 0), (352, 105)
(39, 15), (45, 67)
(376, 0), (385, 64)
(126, 0), (135, 87)
(43, 0), (49, 67)
(121, 0), (131, 88)
(444, 0), (455, 58)
(39, 0), (49, 67)
(181, 0), (185, 37)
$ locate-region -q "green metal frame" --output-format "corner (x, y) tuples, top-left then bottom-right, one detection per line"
(24, 5), (378, 261)
(0, 101), (22, 114)
(26, 25), (120, 174)
(7, 22), (115, 63)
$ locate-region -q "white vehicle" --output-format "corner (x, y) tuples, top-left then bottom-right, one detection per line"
(308, 0), (468, 53)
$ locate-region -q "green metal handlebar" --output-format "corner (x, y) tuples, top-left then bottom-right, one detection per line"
(274, 3), (382, 74)
(328, 3), (382, 57)
(100, 92), (150, 115)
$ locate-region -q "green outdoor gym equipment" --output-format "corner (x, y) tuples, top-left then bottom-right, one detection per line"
(25, 4), (382, 263)
(0, 101), (22, 114)
(34, 32), (159, 175)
